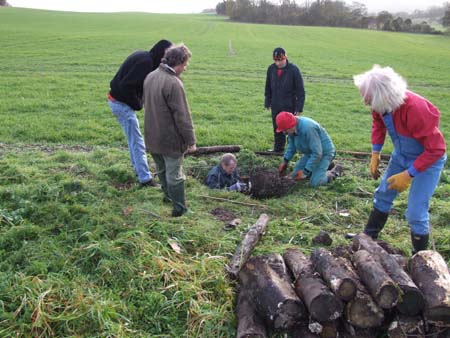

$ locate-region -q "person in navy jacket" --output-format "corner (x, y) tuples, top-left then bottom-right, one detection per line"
(265, 47), (305, 153)
(354, 65), (447, 254)
(205, 153), (246, 192)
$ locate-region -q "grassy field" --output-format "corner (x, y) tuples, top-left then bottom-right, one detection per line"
(0, 7), (449, 338)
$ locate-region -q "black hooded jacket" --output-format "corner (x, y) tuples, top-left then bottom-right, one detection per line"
(109, 39), (171, 111)
(264, 60), (305, 113)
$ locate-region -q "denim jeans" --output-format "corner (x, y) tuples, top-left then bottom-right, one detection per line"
(108, 99), (152, 184)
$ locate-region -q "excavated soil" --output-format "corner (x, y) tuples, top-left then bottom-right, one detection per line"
(248, 168), (296, 199)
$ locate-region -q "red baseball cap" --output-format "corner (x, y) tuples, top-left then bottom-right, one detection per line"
(276, 112), (297, 132)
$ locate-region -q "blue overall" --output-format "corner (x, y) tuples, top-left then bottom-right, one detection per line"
(374, 113), (447, 235)
(285, 117), (335, 186)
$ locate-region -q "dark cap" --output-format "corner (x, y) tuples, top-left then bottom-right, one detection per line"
(273, 47), (286, 60)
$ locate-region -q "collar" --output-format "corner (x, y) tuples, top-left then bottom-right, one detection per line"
(162, 63), (177, 74)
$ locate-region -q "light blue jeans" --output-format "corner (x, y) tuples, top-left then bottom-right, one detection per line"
(108, 99), (152, 184)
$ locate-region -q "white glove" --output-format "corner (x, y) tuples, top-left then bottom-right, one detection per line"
(229, 182), (243, 192)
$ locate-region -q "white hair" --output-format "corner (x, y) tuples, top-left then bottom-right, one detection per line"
(353, 65), (407, 114)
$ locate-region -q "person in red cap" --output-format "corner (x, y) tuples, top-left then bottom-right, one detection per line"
(265, 47), (305, 153)
(276, 112), (342, 186)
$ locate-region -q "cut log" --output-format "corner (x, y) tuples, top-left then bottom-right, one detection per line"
(335, 256), (385, 329)
(254, 151), (283, 156)
(228, 214), (270, 280)
(311, 247), (357, 301)
(263, 253), (292, 283)
(337, 150), (390, 160)
(391, 254), (408, 271)
(352, 233), (424, 315)
(186, 145), (240, 156)
(307, 320), (338, 338)
(238, 255), (307, 330)
(387, 315), (425, 338)
(236, 289), (267, 338)
(409, 250), (450, 326)
(283, 248), (343, 322)
(352, 249), (399, 309)
(290, 326), (320, 338)
(339, 319), (379, 338)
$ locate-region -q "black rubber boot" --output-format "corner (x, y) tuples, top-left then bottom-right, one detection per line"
(157, 172), (171, 203)
(364, 207), (389, 239)
(411, 232), (429, 255)
(168, 182), (187, 217)
(326, 164), (344, 182)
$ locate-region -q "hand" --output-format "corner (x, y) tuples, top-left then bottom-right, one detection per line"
(370, 152), (381, 179)
(278, 162), (288, 175)
(187, 144), (197, 153)
(293, 111), (300, 116)
(294, 170), (307, 181)
(387, 170), (412, 192)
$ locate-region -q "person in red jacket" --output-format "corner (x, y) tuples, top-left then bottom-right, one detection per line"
(354, 65), (447, 254)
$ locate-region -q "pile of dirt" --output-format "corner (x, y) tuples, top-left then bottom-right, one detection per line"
(248, 168), (296, 199)
(210, 207), (237, 222)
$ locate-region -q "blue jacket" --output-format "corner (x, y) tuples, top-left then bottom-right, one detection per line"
(284, 117), (335, 174)
(205, 164), (240, 189)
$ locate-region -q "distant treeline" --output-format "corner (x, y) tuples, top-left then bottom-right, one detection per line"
(216, 0), (450, 34)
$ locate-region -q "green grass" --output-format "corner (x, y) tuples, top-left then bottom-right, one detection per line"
(0, 7), (449, 337)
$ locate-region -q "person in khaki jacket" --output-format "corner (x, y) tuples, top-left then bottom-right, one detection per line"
(143, 44), (196, 217)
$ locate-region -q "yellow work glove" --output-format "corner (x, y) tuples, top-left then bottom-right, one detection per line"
(387, 170), (412, 192)
(370, 152), (381, 179)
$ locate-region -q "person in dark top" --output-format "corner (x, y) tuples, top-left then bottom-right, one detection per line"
(265, 47), (305, 153)
(108, 39), (172, 187)
(206, 153), (246, 191)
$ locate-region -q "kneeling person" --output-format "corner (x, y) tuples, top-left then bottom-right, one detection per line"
(206, 153), (246, 191)
(276, 111), (342, 186)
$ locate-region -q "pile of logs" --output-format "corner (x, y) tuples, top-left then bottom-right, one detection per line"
(230, 228), (450, 338)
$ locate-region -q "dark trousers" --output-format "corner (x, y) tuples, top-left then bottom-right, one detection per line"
(271, 109), (287, 152)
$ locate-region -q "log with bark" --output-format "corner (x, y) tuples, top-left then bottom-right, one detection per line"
(228, 213), (270, 280)
(409, 250), (450, 326)
(185, 145), (241, 156)
(308, 320), (338, 338)
(311, 247), (357, 301)
(283, 248), (343, 322)
(352, 233), (424, 315)
(290, 326), (320, 338)
(387, 315), (425, 338)
(337, 150), (390, 160)
(236, 288), (267, 338)
(335, 256), (385, 329)
(254, 150), (284, 156)
(263, 253), (292, 283)
(352, 249), (399, 309)
(339, 319), (379, 338)
(238, 255), (307, 330)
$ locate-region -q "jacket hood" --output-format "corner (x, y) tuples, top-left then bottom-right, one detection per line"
(149, 39), (172, 71)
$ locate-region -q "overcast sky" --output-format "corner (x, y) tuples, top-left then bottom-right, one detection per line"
(8, 0), (449, 14)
